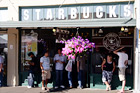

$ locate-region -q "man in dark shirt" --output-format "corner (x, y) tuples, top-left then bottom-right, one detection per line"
(27, 52), (40, 88)
(77, 56), (86, 89)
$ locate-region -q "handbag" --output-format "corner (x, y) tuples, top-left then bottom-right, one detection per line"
(65, 59), (73, 72)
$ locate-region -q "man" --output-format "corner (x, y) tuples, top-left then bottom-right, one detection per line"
(27, 52), (39, 88)
(0, 52), (4, 87)
(54, 49), (66, 89)
(77, 56), (86, 89)
(113, 47), (128, 93)
(40, 51), (51, 91)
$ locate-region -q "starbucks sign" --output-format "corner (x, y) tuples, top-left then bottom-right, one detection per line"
(20, 3), (134, 21)
(103, 33), (121, 51)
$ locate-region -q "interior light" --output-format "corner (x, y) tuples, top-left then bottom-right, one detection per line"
(121, 27), (124, 31)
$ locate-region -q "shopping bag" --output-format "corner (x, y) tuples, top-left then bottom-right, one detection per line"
(65, 60), (72, 72)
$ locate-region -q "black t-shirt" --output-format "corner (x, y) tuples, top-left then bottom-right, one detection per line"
(103, 61), (113, 71)
(29, 56), (40, 73)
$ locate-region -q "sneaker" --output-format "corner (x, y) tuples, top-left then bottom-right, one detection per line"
(77, 86), (82, 89)
(27, 86), (32, 88)
(60, 85), (65, 88)
(70, 86), (72, 89)
(42, 87), (46, 90)
(55, 86), (58, 89)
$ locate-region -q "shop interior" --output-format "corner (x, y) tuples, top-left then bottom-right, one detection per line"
(19, 27), (134, 89)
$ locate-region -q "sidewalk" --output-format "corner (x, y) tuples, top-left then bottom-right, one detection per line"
(0, 87), (133, 93)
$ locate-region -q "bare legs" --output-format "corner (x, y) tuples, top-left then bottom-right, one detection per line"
(42, 79), (49, 91)
(120, 80), (126, 93)
(104, 81), (111, 91)
(42, 80), (44, 88)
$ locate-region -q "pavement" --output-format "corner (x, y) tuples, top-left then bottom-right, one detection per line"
(0, 87), (133, 93)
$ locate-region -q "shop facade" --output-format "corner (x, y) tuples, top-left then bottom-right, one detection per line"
(0, 0), (139, 91)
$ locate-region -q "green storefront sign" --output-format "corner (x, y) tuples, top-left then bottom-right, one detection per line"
(20, 3), (134, 21)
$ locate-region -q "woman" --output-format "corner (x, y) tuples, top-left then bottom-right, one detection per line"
(67, 58), (75, 89)
(101, 54), (115, 91)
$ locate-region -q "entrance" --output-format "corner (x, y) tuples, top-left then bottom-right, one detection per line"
(19, 28), (92, 87)
(19, 27), (134, 89)
(90, 27), (134, 89)
(0, 32), (8, 86)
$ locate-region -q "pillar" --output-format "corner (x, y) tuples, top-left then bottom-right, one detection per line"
(7, 28), (19, 86)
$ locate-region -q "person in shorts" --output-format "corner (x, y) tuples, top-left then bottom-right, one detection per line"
(40, 51), (51, 91)
(113, 47), (128, 93)
(101, 54), (115, 91)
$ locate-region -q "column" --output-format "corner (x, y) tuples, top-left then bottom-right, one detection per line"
(7, 28), (19, 86)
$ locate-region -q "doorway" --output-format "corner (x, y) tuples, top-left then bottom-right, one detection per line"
(90, 27), (134, 90)
(19, 28), (92, 88)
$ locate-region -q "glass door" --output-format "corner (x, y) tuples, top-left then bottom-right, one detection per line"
(0, 33), (8, 86)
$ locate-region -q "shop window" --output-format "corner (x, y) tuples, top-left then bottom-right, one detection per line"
(91, 27), (134, 75)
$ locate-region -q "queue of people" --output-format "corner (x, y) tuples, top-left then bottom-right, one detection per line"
(26, 47), (128, 92)
(0, 47), (128, 93)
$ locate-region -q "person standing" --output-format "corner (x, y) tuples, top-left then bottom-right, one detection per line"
(77, 56), (86, 89)
(101, 54), (115, 91)
(54, 49), (66, 89)
(40, 51), (51, 91)
(67, 58), (75, 89)
(113, 47), (128, 93)
(0, 52), (4, 87)
(27, 52), (38, 88)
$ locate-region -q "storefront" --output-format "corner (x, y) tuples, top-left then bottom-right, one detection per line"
(16, 2), (136, 89)
(0, 1), (137, 90)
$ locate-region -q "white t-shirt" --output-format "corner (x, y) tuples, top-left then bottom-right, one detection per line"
(117, 52), (128, 67)
(54, 54), (66, 70)
(0, 55), (4, 69)
(40, 56), (50, 70)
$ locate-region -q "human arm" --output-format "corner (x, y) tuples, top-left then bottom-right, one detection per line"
(112, 62), (115, 73)
(54, 55), (61, 63)
(124, 60), (128, 66)
(101, 59), (106, 71)
(28, 62), (34, 65)
(77, 61), (79, 72)
(113, 47), (124, 55)
(0, 56), (4, 72)
(0, 63), (3, 72)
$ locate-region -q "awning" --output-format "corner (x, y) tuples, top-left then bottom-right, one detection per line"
(0, 18), (136, 28)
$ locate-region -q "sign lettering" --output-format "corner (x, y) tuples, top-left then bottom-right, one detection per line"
(21, 3), (134, 21)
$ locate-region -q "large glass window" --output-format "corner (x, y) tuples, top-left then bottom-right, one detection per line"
(92, 27), (134, 75)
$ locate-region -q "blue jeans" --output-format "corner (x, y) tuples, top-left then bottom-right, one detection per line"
(28, 72), (34, 87)
(0, 70), (3, 87)
(55, 70), (63, 87)
(78, 70), (85, 87)
(68, 71), (72, 87)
